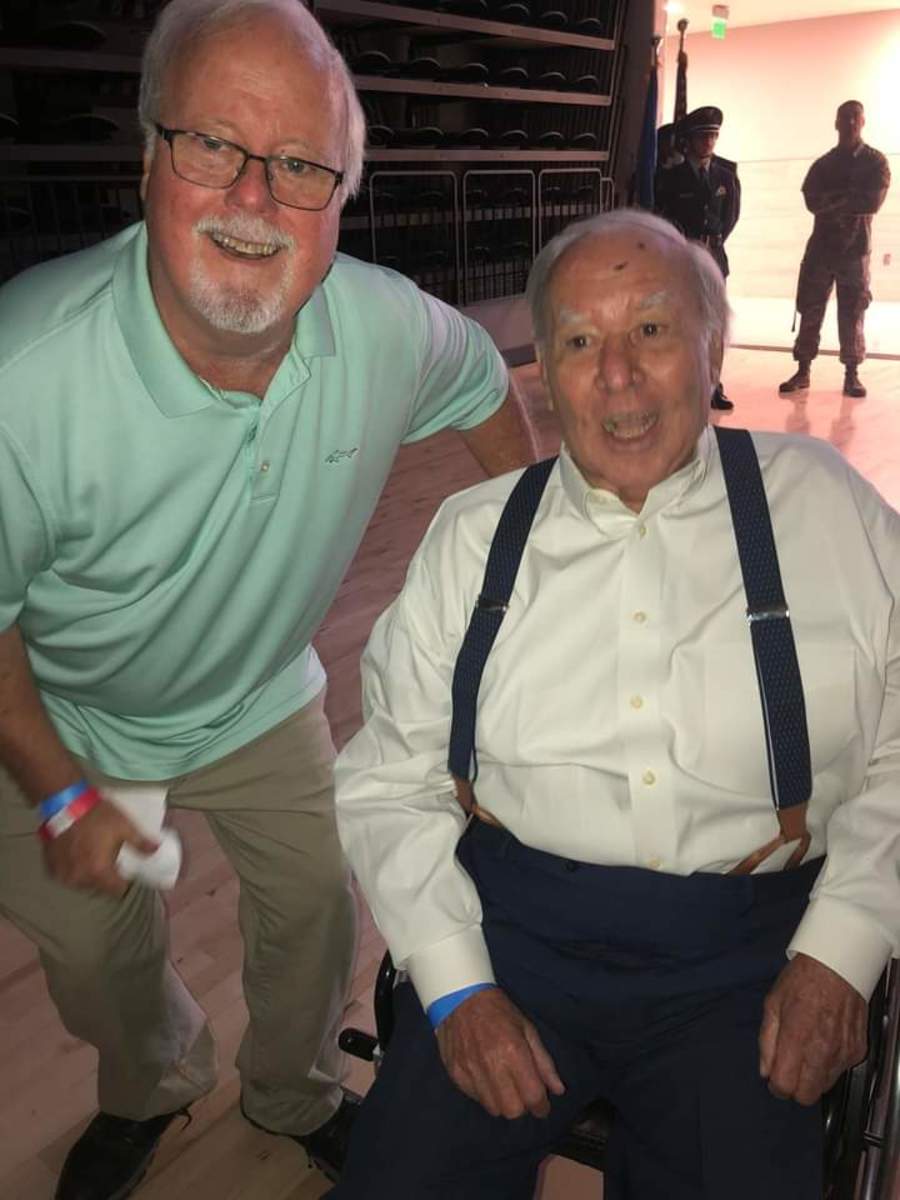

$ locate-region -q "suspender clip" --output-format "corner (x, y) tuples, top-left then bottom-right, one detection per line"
(477, 594), (508, 614)
(746, 603), (789, 624)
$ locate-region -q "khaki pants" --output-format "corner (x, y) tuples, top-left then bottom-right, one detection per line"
(0, 693), (357, 1134)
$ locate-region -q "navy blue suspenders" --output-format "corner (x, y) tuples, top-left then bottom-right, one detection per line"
(447, 427), (812, 871)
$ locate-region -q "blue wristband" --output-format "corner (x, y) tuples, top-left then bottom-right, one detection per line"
(39, 779), (91, 822)
(426, 983), (497, 1030)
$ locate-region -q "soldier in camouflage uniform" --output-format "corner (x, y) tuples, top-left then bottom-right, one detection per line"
(780, 101), (891, 399)
(655, 107), (741, 411)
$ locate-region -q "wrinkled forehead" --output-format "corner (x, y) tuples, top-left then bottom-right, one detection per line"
(547, 230), (694, 315)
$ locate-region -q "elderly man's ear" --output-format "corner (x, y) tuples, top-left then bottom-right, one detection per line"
(140, 143), (155, 205)
(536, 348), (555, 412)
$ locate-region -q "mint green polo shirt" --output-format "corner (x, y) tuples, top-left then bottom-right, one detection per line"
(0, 224), (508, 779)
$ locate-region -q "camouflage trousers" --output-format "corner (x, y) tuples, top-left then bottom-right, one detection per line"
(793, 249), (872, 366)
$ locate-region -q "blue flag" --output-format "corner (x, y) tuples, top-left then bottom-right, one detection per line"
(636, 47), (659, 209)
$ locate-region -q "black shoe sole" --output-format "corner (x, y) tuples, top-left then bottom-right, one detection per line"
(240, 1098), (335, 1178)
(109, 1159), (154, 1200)
(56, 1152), (156, 1200)
(240, 1091), (360, 1183)
(306, 1152), (341, 1184)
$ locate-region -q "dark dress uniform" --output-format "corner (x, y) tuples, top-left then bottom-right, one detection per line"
(656, 107), (740, 410)
(655, 152), (741, 278)
(792, 142), (891, 367)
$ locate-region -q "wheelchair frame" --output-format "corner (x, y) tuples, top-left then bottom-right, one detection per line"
(341, 954), (900, 1197)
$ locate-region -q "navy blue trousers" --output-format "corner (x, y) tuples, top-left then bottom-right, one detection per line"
(331, 821), (824, 1199)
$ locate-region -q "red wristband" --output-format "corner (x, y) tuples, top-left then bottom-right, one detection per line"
(37, 787), (103, 843)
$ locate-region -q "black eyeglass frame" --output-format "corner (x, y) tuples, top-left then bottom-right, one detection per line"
(154, 123), (345, 211)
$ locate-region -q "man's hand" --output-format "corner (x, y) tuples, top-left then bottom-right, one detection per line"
(44, 798), (158, 897)
(759, 953), (867, 1106)
(435, 986), (565, 1119)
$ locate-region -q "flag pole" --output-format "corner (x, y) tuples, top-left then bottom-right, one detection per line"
(674, 18), (689, 125)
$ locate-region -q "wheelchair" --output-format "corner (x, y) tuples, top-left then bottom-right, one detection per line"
(341, 953), (900, 1197)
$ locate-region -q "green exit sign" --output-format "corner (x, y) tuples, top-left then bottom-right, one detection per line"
(711, 16), (727, 37)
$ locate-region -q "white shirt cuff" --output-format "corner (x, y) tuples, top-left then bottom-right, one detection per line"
(788, 896), (893, 1001)
(404, 926), (496, 1011)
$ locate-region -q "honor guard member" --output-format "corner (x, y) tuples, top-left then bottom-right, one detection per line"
(656, 106), (741, 412)
(780, 101), (891, 400)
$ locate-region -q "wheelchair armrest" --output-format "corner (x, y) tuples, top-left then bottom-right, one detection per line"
(339, 1027), (380, 1062)
(553, 1097), (614, 1170)
(822, 966), (890, 1195)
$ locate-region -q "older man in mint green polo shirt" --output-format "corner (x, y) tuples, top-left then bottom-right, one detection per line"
(0, 2), (536, 1198)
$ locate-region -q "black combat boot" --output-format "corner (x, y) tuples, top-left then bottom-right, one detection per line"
(843, 368), (866, 397)
(779, 362), (811, 394)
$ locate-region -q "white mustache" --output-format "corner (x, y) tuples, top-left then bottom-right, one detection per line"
(194, 215), (293, 250)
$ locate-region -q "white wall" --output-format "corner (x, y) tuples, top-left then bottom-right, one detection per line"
(660, 9), (900, 302)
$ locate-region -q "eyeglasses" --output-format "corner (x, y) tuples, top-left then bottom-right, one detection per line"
(154, 124), (344, 211)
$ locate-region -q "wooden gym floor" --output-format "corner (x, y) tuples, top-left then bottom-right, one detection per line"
(2, 348), (899, 1200)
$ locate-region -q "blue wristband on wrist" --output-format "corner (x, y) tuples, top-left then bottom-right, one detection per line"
(426, 983), (497, 1030)
(39, 779), (91, 822)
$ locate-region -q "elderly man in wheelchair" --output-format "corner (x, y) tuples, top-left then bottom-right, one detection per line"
(331, 210), (900, 1199)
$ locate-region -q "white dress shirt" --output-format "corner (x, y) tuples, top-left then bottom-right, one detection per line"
(335, 429), (900, 1010)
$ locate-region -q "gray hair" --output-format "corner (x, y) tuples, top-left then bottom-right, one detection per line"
(138, 0), (366, 202)
(526, 208), (731, 352)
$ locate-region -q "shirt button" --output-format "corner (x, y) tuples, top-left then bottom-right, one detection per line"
(642, 769), (656, 786)
(260, 462), (270, 474)
(633, 611), (647, 624)
(630, 694), (644, 710)
(638, 523), (648, 538)
(647, 856), (662, 870)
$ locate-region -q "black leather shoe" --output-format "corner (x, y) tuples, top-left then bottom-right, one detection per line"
(241, 1089), (361, 1182)
(843, 371), (867, 398)
(711, 385), (733, 411)
(56, 1109), (188, 1200)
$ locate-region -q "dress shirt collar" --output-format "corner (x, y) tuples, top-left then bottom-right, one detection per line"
(559, 425), (713, 528)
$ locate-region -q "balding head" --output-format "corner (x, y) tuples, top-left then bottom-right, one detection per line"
(532, 211), (727, 512)
(527, 209), (730, 355)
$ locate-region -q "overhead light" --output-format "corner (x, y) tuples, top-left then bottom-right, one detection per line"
(664, 2), (684, 13)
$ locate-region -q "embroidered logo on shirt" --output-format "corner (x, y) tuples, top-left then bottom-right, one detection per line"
(325, 448), (359, 464)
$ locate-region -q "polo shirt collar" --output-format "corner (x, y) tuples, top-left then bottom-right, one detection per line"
(560, 424), (713, 522)
(112, 222), (336, 417)
(113, 223), (214, 417)
(295, 268), (335, 359)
